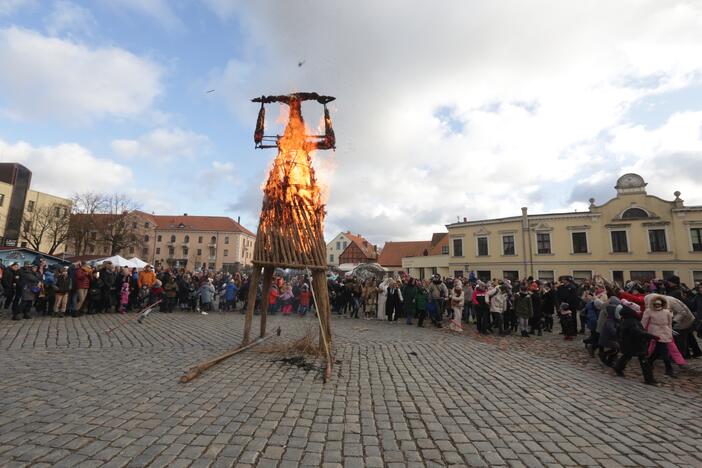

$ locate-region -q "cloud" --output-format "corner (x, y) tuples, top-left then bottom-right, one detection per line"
(0, 0), (35, 16)
(205, 0), (702, 243)
(197, 160), (237, 187)
(0, 138), (134, 197)
(0, 27), (163, 122)
(200, 0), (240, 20)
(111, 128), (211, 161)
(103, 0), (182, 30)
(44, 0), (97, 37)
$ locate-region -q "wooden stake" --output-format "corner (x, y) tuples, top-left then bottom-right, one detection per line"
(242, 265), (261, 346)
(260, 266), (274, 338)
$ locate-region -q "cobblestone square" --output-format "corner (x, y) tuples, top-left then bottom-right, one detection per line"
(1, 312), (701, 467)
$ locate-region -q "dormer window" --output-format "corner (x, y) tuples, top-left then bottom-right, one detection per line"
(178, 223), (185, 229)
(621, 208), (649, 219)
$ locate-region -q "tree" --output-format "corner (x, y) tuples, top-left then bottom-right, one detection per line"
(68, 192), (142, 256)
(21, 203), (71, 255)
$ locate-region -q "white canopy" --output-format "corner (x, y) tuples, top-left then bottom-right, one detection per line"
(95, 255), (135, 267)
(127, 257), (148, 269)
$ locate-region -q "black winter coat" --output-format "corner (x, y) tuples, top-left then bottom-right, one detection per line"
(618, 313), (655, 356)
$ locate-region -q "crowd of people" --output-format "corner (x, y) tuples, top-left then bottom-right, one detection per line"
(3, 257), (701, 385)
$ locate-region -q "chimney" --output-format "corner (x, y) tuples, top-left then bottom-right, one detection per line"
(237, 216), (241, 224)
(183, 213), (188, 216)
(463, 217), (467, 222)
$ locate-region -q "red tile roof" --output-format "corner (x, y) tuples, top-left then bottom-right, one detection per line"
(151, 215), (255, 236)
(377, 241), (432, 267)
(428, 233), (448, 255)
(343, 231), (378, 260)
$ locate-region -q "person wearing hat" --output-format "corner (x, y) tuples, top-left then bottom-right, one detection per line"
(16, 263), (40, 320)
(613, 301), (658, 384)
(666, 275), (683, 301)
(54, 266), (71, 317)
(73, 262), (92, 316)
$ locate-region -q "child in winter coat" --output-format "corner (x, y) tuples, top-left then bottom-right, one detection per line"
(642, 294), (678, 377)
(119, 282), (130, 314)
(449, 283), (464, 332)
(280, 284), (294, 315)
(559, 302), (577, 340)
(614, 302), (658, 384)
(514, 286), (533, 337)
(297, 285), (312, 316)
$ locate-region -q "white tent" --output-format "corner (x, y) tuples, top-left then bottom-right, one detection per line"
(95, 255), (135, 267)
(127, 257), (148, 269)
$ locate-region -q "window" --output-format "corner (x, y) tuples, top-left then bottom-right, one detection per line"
(20, 241), (27, 248)
(144, 235), (150, 242)
(693, 271), (702, 284)
(502, 235), (515, 255)
(329, 254), (334, 263)
(610, 231), (628, 253)
(662, 270), (675, 280)
(23, 221), (31, 233)
(132, 222), (137, 229)
(477, 237), (488, 256)
(691, 228), (702, 252)
(209, 247), (215, 256)
(454, 270), (464, 278)
(572, 232), (588, 254)
(198, 236), (203, 243)
(536, 233), (551, 254)
(343, 241), (348, 249)
(210, 236), (216, 244)
(622, 208), (648, 219)
(225, 237), (229, 244)
(336, 241), (341, 250)
(538, 270), (555, 282)
(613, 271), (624, 285)
(145, 222), (150, 228)
(197, 249), (202, 256)
(156, 247), (161, 255)
(168, 247), (174, 256)
(142, 248), (148, 255)
(0, 194), (4, 206)
(129, 247), (135, 254)
(431, 267), (438, 275)
(184, 235), (190, 243)
(441, 245), (449, 255)
(157, 235), (162, 242)
(477, 270), (491, 282)
(170, 235), (176, 243)
(503, 271), (519, 282)
(224, 249), (229, 257)
(452, 238), (463, 256)
(183, 247), (189, 255)
(648, 229), (667, 252)
(630, 271), (655, 282)
(573, 270), (592, 282)
(27, 200), (34, 212)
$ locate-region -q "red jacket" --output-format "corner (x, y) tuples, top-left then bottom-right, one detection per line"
(75, 267), (91, 289)
(617, 291), (645, 319)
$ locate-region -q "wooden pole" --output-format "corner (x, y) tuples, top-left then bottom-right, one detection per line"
(259, 266), (274, 338)
(312, 269), (333, 347)
(242, 265), (262, 346)
(180, 327), (281, 383)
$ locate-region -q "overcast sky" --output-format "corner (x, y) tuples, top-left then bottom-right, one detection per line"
(1, 0), (702, 244)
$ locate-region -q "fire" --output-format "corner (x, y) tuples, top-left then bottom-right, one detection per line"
(252, 92), (335, 268)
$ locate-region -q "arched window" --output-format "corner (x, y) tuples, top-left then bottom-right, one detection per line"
(144, 235), (150, 242)
(621, 208), (648, 219)
(170, 235), (176, 242)
(210, 236), (217, 244)
(184, 235), (190, 243)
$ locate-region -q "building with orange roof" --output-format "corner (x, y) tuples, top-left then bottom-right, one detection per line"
(67, 210), (255, 271)
(325, 231), (378, 266)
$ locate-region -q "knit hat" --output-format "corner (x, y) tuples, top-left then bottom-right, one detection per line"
(619, 299), (641, 314)
(666, 275), (680, 286)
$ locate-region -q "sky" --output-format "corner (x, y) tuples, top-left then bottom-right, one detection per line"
(1, 0), (702, 245)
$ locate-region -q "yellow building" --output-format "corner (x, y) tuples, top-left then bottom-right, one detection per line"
(0, 163), (72, 254)
(405, 174), (702, 286)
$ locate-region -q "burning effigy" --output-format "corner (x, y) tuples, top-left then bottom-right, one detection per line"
(243, 92), (336, 379)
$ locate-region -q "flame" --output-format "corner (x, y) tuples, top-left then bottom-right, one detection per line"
(257, 98), (326, 265)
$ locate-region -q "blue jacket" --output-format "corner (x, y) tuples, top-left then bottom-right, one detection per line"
(225, 282), (238, 301)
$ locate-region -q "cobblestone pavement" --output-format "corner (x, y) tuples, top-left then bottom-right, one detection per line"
(1, 311), (702, 467)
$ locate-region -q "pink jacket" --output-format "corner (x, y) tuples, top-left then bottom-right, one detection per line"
(641, 307), (673, 343)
